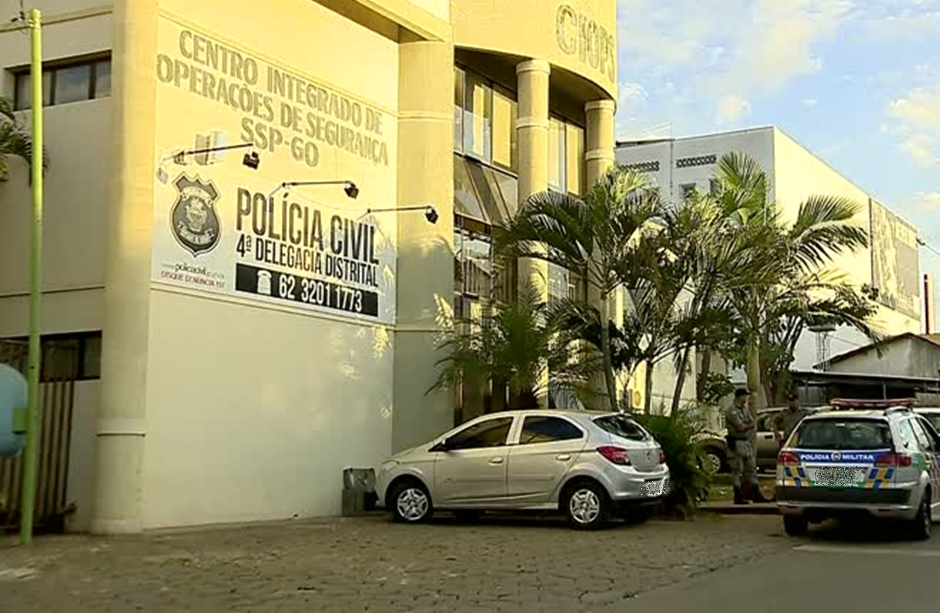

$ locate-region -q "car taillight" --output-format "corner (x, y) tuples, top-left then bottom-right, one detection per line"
(778, 451), (799, 465)
(875, 453), (912, 467)
(596, 446), (631, 466)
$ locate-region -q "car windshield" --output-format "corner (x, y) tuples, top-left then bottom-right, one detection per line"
(593, 415), (650, 441)
(792, 418), (893, 451)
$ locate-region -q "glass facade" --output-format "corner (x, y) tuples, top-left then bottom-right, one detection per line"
(451, 65), (589, 418)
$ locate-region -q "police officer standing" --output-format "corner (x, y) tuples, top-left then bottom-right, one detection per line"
(774, 392), (809, 448)
(725, 388), (771, 504)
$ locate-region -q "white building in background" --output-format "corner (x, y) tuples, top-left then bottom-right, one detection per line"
(616, 126), (923, 377)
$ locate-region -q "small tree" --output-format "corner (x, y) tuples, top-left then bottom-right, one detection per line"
(429, 283), (598, 411)
(496, 166), (664, 409)
(0, 97), (46, 181)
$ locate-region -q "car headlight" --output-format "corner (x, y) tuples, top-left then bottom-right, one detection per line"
(380, 460), (399, 472)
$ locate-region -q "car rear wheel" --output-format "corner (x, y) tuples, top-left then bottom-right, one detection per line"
(911, 490), (932, 541)
(783, 515), (808, 537)
(389, 479), (433, 524)
(562, 480), (610, 530)
(701, 449), (724, 474)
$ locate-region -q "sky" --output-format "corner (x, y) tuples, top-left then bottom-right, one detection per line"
(615, 0), (940, 310)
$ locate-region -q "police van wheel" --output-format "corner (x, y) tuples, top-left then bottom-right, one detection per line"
(783, 515), (808, 537)
(911, 491), (932, 541)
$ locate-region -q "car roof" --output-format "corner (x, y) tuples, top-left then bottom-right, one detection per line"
(474, 409), (622, 420)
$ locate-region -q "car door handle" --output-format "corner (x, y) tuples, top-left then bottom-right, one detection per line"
(556, 454), (571, 461)
(489, 457), (504, 465)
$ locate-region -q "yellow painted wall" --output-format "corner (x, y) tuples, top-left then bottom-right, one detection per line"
(453, 0), (617, 99)
(772, 128), (920, 337)
(135, 2), (402, 527)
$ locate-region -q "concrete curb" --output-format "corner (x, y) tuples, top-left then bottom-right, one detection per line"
(699, 502), (779, 516)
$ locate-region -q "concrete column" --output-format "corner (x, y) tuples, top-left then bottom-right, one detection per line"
(515, 59), (551, 297)
(392, 32), (455, 452)
(585, 99), (617, 185)
(91, 0), (158, 534)
(585, 99), (619, 407)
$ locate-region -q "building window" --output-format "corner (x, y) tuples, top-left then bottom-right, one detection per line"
(680, 183), (696, 200)
(549, 117), (566, 193)
(709, 179), (722, 196)
(454, 67), (466, 153)
(0, 332), (102, 381)
(454, 67), (517, 172)
(492, 87), (517, 170)
(13, 57), (111, 110)
(566, 123), (585, 196)
(464, 72), (492, 161)
(548, 116), (585, 196)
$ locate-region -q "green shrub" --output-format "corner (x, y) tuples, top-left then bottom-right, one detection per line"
(635, 408), (712, 518)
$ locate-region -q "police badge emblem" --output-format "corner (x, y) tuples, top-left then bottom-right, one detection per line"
(170, 173), (221, 257)
(831, 451), (842, 462)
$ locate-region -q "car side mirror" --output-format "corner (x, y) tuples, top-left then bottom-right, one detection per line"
(430, 439), (451, 453)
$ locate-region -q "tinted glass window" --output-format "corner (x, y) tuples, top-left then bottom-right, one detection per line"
(896, 419), (919, 451)
(593, 415), (649, 441)
(519, 416), (583, 445)
(911, 419), (936, 452)
(925, 415), (940, 433)
(793, 419), (892, 451)
(757, 413), (778, 431)
(447, 417), (513, 450)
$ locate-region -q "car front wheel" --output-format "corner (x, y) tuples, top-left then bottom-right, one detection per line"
(389, 479), (433, 524)
(563, 480), (610, 530)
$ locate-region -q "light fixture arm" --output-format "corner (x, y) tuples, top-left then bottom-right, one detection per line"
(282, 180), (354, 189)
(365, 205), (428, 214)
(168, 142), (254, 163)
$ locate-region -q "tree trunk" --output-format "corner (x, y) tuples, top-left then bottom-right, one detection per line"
(697, 347), (712, 401)
(643, 359), (655, 414)
(599, 291), (619, 410)
(746, 337), (765, 416)
(670, 346), (691, 417)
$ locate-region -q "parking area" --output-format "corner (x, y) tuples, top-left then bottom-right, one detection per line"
(2, 514), (790, 613)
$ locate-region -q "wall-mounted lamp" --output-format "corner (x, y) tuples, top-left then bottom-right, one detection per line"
(366, 205), (439, 224)
(156, 141), (259, 184)
(280, 180), (359, 199)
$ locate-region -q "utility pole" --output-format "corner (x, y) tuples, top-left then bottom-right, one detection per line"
(20, 7), (44, 546)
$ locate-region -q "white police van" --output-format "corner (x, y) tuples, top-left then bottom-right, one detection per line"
(776, 399), (940, 539)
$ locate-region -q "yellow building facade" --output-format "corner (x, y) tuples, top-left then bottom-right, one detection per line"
(0, 0), (617, 532)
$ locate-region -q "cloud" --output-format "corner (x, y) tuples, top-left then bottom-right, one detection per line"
(616, 0), (855, 130)
(914, 191), (940, 213)
(887, 83), (940, 166)
(716, 95), (752, 124)
(803, 98), (819, 107)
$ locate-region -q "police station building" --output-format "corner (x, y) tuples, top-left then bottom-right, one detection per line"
(0, 0), (618, 533)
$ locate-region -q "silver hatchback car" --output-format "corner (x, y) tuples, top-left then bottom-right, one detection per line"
(776, 404), (940, 539)
(376, 410), (669, 529)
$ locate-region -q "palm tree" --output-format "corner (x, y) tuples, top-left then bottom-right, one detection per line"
(429, 282), (598, 412)
(495, 166), (665, 409)
(0, 96), (45, 180)
(712, 153), (877, 410)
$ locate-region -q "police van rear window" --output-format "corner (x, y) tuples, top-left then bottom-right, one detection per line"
(926, 415), (940, 433)
(793, 419), (892, 451)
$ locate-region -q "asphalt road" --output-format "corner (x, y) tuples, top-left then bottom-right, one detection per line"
(627, 521), (940, 612)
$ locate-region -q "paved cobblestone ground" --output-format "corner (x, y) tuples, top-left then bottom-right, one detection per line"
(2, 514), (789, 613)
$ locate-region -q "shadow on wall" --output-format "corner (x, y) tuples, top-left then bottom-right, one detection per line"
(138, 222), (455, 528)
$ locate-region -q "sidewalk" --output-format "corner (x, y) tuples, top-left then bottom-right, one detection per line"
(2, 515), (789, 613)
